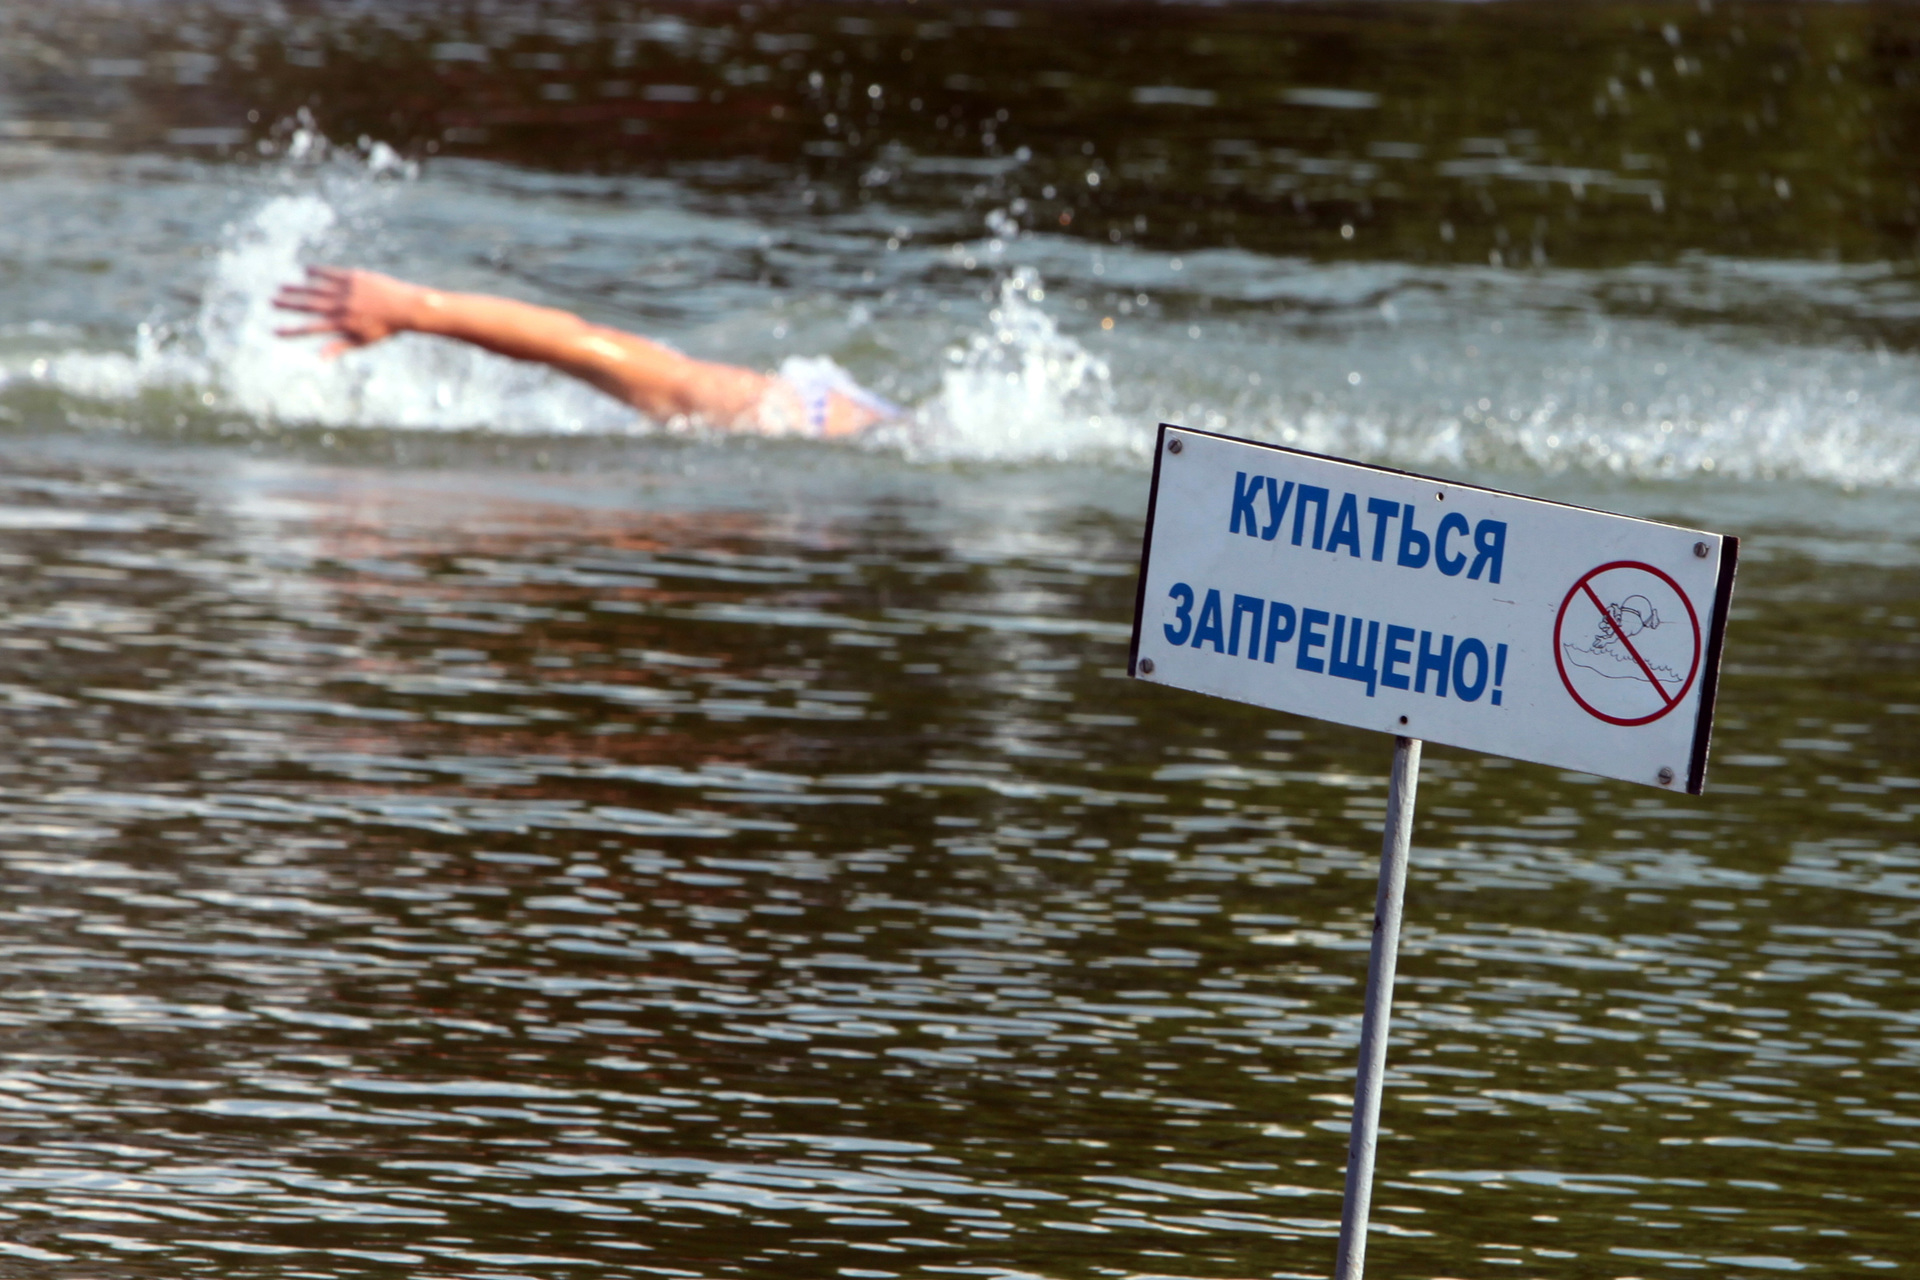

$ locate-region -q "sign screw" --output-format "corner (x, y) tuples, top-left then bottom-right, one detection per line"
(1693, 542), (1709, 558)
(1138, 658), (1155, 675)
(1168, 438), (1183, 454)
(1657, 766), (1675, 785)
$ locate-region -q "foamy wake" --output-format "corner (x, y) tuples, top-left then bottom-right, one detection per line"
(1219, 336), (1920, 491)
(10, 127), (1920, 489)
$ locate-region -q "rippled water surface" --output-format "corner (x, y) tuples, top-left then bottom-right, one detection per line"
(0, 441), (1913, 1278)
(1, 3), (1919, 1278)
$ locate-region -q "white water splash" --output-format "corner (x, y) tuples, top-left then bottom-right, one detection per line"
(897, 267), (1132, 465)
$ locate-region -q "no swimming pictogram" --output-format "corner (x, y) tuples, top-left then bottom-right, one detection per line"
(1553, 561), (1701, 727)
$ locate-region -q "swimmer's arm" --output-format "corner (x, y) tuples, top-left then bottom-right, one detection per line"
(273, 266), (768, 423)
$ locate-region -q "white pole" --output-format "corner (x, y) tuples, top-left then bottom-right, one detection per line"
(1332, 735), (1422, 1280)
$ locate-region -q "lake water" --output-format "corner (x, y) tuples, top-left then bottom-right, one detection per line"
(0, 4), (1917, 1277)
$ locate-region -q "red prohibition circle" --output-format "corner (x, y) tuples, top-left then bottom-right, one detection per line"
(1553, 560), (1701, 727)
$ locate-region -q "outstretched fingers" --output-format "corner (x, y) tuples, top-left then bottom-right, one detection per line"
(274, 276), (345, 301)
(274, 266), (352, 306)
(272, 293), (333, 316)
(273, 321), (344, 338)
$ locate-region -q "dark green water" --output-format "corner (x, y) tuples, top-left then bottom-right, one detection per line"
(0, 3), (1917, 1278)
(0, 440), (1912, 1277)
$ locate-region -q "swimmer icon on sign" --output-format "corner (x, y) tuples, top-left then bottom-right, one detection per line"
(1553, 561), (1702, 726)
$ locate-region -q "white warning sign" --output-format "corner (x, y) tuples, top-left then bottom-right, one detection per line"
(1128, 426), (1739, 793)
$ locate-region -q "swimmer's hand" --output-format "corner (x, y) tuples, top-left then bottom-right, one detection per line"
(273, 266), (420, 358)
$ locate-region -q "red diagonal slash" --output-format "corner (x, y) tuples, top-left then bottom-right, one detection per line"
(1581, 581), (1677, 709)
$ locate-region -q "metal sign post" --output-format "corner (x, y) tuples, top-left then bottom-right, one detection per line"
(1126, 423), (1740, 1279)
(1333, 734), (1420, 1280)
